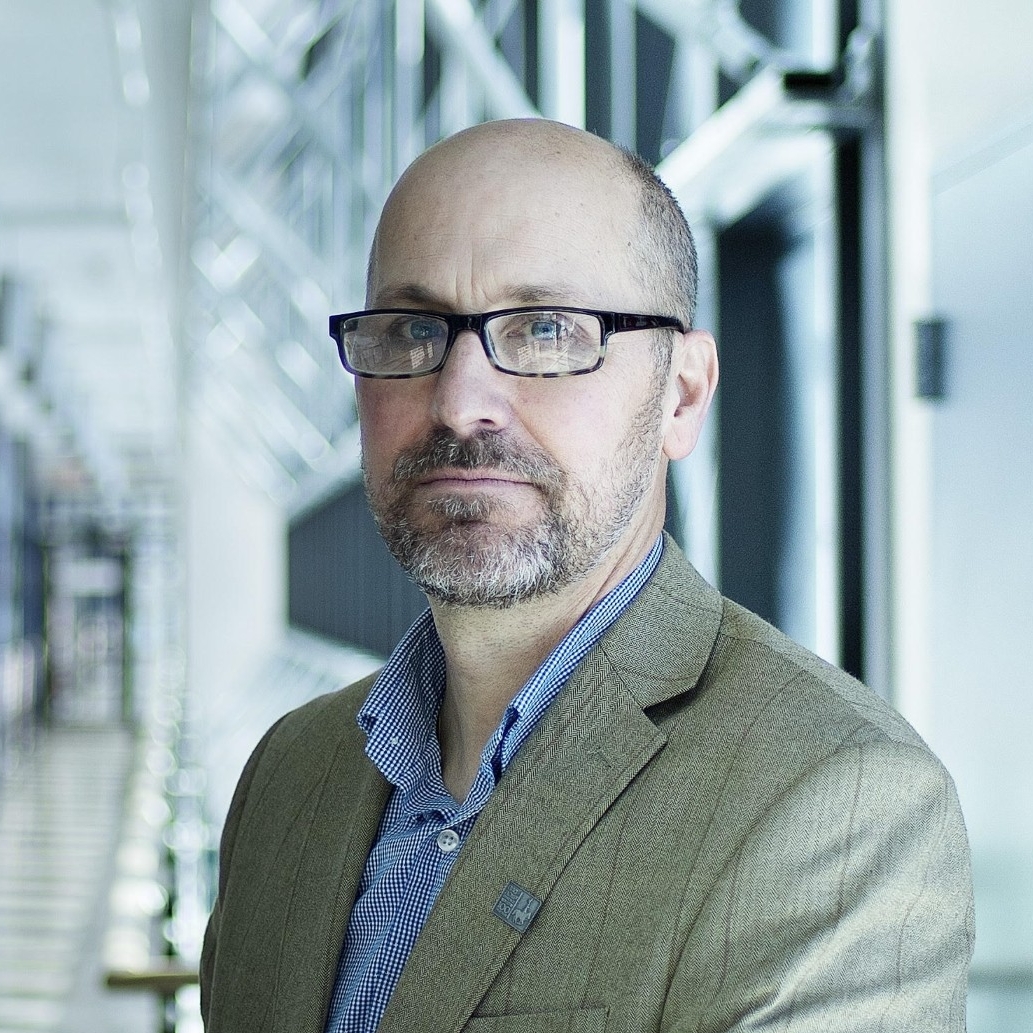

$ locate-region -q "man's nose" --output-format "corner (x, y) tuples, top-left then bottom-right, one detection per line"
(430, 329), (512, 436)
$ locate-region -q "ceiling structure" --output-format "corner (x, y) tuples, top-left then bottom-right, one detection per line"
(186, 0), (884, 524)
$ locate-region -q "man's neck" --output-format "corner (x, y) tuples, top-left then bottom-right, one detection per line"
(429, 526), (660, 802)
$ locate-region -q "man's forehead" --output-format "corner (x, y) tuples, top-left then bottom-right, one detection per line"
(379, 123), (636, 232)
(372, 184), (637, 297)
(366, 121), (645, 308)
(373, 279), (598, 310)
(369, 217), (635, 310)
(382, 167), (629, 228)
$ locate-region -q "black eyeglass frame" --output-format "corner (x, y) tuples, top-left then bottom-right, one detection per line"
(328, 306), (686, 379)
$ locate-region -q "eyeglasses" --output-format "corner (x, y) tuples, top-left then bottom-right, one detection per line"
(328, 307), (685, 379)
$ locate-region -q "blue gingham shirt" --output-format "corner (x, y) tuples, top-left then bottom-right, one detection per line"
(323, 535), (663, 1033)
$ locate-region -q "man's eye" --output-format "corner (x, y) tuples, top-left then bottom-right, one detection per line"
(406, 319), (445, 342)
(528, 318), (569, 341)
(499, 312), (576, 341)
(383, 317), (444, 344)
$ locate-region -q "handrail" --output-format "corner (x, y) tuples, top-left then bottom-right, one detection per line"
(105, 963), (199, 995)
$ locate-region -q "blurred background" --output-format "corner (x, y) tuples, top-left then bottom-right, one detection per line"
(0, 0), (1030, 1030)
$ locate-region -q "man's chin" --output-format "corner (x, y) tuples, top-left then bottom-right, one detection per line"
(421, 583), (530, 611)
(389, 501), (538, 545)
(385, 525), (567, 609)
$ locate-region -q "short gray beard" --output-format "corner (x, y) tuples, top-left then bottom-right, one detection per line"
(365, 397), (664, 609)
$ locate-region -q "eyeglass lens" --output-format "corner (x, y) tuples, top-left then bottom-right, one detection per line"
(338, 310), (604, 377)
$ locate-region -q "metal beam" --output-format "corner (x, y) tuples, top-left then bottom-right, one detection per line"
(207, 165), (334, 292)
(657, 67), (875, 225)
(538, 0), (585, 125)
(211, 0), (339, 167)
(639, 0), (785, 82)
(425, 0), (541, 119)
(608, 0), (637, 149)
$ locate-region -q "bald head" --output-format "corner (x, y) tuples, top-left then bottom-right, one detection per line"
(367, 119), (698, 328)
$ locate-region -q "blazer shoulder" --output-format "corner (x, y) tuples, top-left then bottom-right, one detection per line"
(240, 670), (381, 802)
(711, 596), (924, 748)
(624, 536), (932, 759)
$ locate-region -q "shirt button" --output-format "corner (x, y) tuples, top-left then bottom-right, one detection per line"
(436, 828), (460, 853)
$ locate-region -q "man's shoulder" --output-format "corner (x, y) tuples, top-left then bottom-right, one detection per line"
(712, 597), (919, 744)
(706, 595), (925, 764)
(240, 671), (382, 791)
(620, 537), (925, 754)
(280, 671), (380, 729)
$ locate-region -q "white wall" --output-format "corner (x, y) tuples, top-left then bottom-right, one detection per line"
(886, 1), (1033, 1027)
(930, 129), (1033, 1029)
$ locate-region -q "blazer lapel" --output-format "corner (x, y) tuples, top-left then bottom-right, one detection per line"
(377, 538), (724, 1033)
(377, 663), (665, 1033)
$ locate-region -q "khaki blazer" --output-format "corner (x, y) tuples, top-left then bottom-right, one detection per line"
(201, 538), (974, 1032)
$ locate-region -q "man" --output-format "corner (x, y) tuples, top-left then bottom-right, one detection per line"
(201, 119), (974, 1033)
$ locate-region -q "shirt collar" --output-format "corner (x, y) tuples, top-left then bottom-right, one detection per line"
(357, 534), (664, 791)
(357, 610), (444, 790)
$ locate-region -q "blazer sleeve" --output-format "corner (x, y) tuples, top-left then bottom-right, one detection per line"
(662, 738), (975, 1033)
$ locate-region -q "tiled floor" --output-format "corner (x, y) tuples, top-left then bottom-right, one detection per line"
(0, 727), (155, 1033)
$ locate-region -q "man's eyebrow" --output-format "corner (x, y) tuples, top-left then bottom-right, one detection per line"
(375, 282), (588, 310)
(376, 283), (447, 308)
(505, 283), (585, 306)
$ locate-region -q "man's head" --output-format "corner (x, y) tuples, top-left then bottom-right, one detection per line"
(352, 119), (718, 608)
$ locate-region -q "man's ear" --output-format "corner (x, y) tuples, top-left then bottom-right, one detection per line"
(662, 329), (718, 461)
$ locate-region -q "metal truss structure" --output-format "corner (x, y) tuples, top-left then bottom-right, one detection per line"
(187, 0), (882, 559)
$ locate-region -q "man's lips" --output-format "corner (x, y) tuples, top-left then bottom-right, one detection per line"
(415, 468), (533, 489)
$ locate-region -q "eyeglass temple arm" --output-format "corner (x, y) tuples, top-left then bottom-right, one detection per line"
(609, 313), (684, 333)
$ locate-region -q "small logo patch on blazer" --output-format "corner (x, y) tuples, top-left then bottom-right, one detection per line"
(493, 882), (541, 932)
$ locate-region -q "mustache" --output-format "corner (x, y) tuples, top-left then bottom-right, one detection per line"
(391, 428), (562, 488)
